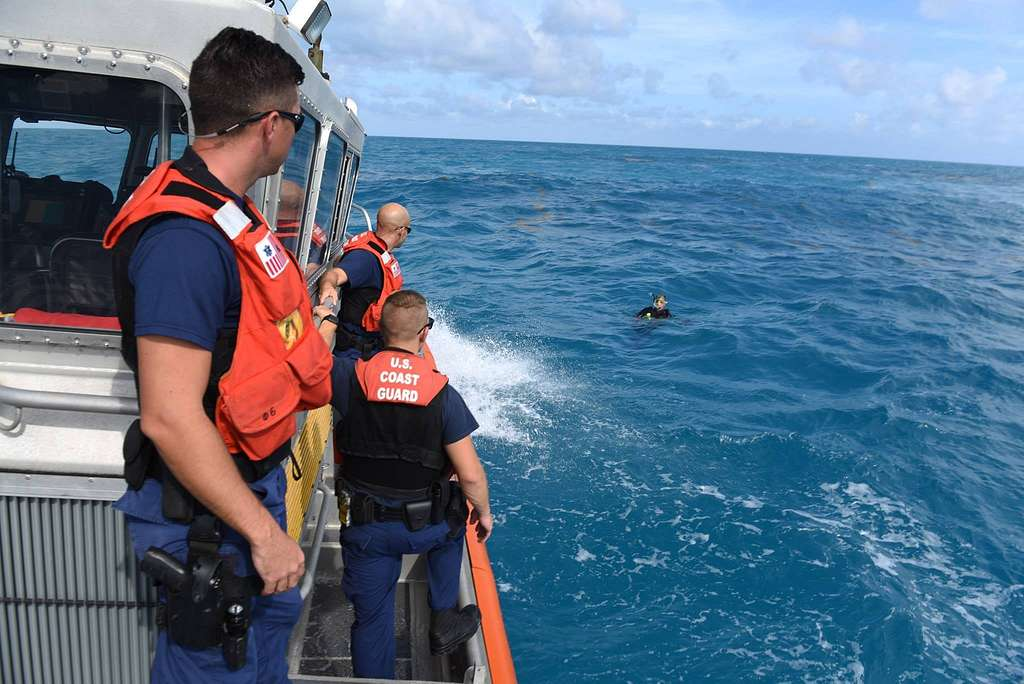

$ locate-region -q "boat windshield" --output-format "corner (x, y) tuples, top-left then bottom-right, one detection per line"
(0, 65), (185, 330)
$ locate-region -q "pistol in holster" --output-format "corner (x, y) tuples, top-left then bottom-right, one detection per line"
(141, 546), (261, 671)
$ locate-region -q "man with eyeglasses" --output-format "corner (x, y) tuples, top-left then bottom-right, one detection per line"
(104, 27), (324, 682)
(316, 290), (493, 679)
(318, 202), (412, 359)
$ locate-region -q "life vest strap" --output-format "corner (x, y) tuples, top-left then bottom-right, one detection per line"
(162, 181), (225, 211)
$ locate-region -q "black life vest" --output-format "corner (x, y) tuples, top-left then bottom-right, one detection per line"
(335, 349), (450, 500)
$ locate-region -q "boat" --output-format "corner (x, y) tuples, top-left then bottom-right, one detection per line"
(0, 1), (515, 681)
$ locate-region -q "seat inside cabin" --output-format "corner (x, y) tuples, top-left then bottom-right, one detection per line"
(0, 63), (187, 330)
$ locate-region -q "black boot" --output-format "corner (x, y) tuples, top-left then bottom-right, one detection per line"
(429, 604), (481, 656)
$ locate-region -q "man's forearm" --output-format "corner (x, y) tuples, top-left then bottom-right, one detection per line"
(147, 416), (278, 545)
(460, 473), (490, 516)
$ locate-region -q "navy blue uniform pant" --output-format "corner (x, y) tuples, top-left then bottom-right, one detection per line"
(115, 468), (301, 683)
(341, 520), (465, 679)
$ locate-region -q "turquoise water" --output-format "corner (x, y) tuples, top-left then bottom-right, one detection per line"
(12, 131), (1024, 681)
(356, 138), (1024, 683)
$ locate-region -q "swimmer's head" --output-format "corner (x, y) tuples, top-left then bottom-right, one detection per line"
(653, 293), (668, 309)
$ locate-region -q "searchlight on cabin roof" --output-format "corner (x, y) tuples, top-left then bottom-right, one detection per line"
(286, 0), (332, 45)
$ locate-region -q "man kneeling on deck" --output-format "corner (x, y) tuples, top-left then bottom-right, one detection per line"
(319, 290), (494, 678)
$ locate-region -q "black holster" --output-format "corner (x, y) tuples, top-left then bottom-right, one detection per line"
(141, 517), (261, 671)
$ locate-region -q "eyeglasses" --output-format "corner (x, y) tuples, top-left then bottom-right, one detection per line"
(401, 225), (412, 235)
(419, 316), (434, 334)
(194, 110), (305, 138)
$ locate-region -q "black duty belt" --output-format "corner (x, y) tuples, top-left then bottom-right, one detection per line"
(349, 490), (443, 532)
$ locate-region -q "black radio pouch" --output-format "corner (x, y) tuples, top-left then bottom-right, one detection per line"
(122, 419), (196, 522)
(445, 482), (469, 538)
(402, 500), (433, 532)
(122, 418), (155, 490)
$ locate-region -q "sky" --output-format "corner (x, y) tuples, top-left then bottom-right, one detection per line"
(315, 0), (1024, 166)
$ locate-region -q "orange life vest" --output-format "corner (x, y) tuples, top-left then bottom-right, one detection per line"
(104, 161), (332, 462)
(354, 350), (448, 407)
(341, 230), (403, 332)
(334, 349), (450, 498)
(276, 219), (327, 248)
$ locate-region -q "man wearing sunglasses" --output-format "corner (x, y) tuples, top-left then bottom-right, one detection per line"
(317, 290), (493, 678)
(318, 202), (412, 359)
(104, 27), (320, 682)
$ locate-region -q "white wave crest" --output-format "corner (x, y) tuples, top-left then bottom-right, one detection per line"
(426, 308), (551, 445)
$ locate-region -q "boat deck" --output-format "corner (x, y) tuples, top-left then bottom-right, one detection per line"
(288, 480), (485, 684)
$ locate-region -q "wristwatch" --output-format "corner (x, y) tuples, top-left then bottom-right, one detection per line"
(319, 313), (339, 328)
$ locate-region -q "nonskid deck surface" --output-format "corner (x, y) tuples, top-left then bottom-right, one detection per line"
(295, 543), (436, 680)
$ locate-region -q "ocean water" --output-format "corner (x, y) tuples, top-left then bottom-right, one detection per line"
(11, 130), (1024, 681)
(355, 138), (1024, 683)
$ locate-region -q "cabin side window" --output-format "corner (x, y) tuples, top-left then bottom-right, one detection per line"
(146, 132), (188, 167)
(340, 153), (361, 239)
(0, 65), (185, 329)
(310, 131), (346, 274)
(274, 109), (319, 272)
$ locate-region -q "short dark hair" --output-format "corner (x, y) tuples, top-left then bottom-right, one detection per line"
(189, 27), (304, 136)
(380, 290), (427, 341)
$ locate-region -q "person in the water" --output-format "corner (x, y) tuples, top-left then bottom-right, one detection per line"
(636, 293), (671, 319)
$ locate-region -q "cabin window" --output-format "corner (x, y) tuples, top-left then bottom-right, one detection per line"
(0, 65), (185, 329)
(311, 132), (346, 270)
(274, 109), (319, 272)
(146, 132), (188, 167)
(341, 153), (361, 238)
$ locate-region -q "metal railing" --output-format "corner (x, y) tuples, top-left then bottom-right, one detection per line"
(351, 202), (373, 233)
(0, 382), (138, 432)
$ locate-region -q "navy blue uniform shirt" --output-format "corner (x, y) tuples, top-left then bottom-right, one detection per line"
(330, 355), (479, 445)
(116, 195), (245, 524)
(338, 249), (382, 292)
(129, 209), (244, 349)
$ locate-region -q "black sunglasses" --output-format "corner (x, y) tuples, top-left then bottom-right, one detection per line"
(195, 110), (305, 138)
(419, 316), (434, 334)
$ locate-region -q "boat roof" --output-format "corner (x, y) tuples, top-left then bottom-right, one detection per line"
(3, 0), (364, 152)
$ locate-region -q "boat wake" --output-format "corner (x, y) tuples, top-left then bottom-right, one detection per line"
(427, 307), (552, 446)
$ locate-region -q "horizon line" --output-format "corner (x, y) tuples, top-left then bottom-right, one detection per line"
(364, 133), (1024, 170)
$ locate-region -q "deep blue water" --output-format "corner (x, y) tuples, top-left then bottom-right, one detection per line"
(355, 138), (1024, 683)
(11, 130), (1024, 681)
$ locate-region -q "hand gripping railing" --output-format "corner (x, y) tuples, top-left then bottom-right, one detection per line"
(0, 382), (139, 431)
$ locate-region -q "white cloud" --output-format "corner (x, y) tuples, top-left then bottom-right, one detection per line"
(643, 68), (664, 95)
(852, 111), (871, 130)
(707, 72), (735, 99)
(801, 55), (895, 96)
(812, 16), (865, 49)
(939, 66), (1007, 106)
(540, 0), (636, 36)
(324, 0), (640, 101)
(503, 93), (540, 110)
